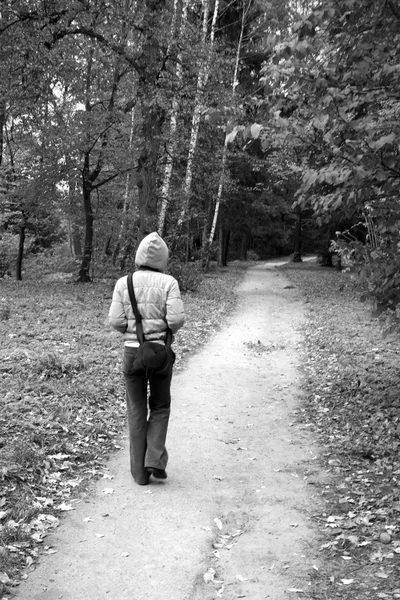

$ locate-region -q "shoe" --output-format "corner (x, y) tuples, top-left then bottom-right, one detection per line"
(146, 467), (167, 479)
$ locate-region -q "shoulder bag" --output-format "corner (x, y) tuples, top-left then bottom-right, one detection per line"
(127, 273), (173, 378)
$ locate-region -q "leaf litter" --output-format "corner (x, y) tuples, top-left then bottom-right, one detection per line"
(282, 261), (400, 600)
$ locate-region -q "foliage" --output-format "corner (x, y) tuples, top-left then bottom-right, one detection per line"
(0, 233), (18, 277)
(167, 259), (203, 293)
(261, 0), (400, 310)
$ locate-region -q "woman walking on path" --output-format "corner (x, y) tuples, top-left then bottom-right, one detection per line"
(109, 232), (185, 485)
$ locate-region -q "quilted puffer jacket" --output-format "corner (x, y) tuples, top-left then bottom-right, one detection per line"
(108, 232), (185, 343)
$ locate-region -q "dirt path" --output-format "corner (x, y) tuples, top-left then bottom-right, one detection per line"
(15, 261), (322, 600)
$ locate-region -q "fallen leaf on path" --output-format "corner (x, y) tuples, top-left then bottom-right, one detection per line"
(56, 502), (74, 511)
(236, 575), (252, 581)
(203, 568), (216, 583)
(231, 529), (243, 537)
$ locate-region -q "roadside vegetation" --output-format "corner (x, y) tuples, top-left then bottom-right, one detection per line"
(282, 261), (400, 600)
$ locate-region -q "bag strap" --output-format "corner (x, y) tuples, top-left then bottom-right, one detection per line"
(127, 273), (172, 348)
(127, 273), (145, 345)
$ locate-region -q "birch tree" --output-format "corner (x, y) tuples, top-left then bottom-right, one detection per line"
(204, 0), (252, 266)
(177, 0), (218, 229)
(158, 0), (191, 236)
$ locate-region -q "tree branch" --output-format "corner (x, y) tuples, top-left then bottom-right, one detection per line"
(91, 168), (133, 190)
(47, 27), (144, 75)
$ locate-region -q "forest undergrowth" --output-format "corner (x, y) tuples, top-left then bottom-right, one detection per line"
(282, 261), (400, 600)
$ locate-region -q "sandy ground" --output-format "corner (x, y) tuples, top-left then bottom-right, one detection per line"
(14, 261), (323, 600)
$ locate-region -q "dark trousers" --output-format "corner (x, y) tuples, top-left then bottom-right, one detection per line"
(123, 346), (173, 484)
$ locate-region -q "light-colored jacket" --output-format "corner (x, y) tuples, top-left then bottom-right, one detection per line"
(108, 232), (185, 343)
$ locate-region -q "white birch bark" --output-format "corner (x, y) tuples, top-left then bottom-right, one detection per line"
(158, 0), (190, 236)
(177, 0), (218, 228)
(116, 108), (135, 258)
(208, 0), (251, 249)
(114, 0), (138, 262)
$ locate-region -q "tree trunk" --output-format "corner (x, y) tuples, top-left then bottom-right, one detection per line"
(104, 236), (112, 256)
(72, 232), (82, 259)
(158, 0), (190, 236)
(114, 108), (135, 266)
(77, 4), (133, 281)
(136, 3), (169, 237)
(137, 105), (165, 237)
(218, 223), (230, 267)
(204, 0), (250, 266)
(292, 209), (302, 262)
(16, 220), (26, 281)
(240, 230), (249, 261)
(0, 102), (5, 167)
(178, 0), (217, 228)
(78, 160), (94, 282)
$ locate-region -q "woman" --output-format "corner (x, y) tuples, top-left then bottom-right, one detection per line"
(109, 232), (185, 485)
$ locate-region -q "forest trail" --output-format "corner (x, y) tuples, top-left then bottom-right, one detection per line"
(15, 260), (322, 600)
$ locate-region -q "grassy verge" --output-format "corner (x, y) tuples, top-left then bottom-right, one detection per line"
(281, 260), (400, 600)
(0, 263), (246, 597)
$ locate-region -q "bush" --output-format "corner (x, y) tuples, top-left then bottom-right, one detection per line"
(167, 260), (203, 292)
(246, 250), (260, 261)
(0, 233), (18, 277)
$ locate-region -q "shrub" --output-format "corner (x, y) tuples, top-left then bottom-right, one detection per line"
(0, 232), (18, 277)
(167, 260), (203, 292)
(246, 250), (260, 261)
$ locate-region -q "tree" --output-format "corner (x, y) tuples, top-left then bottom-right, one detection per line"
(262, 0), (400, 309)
